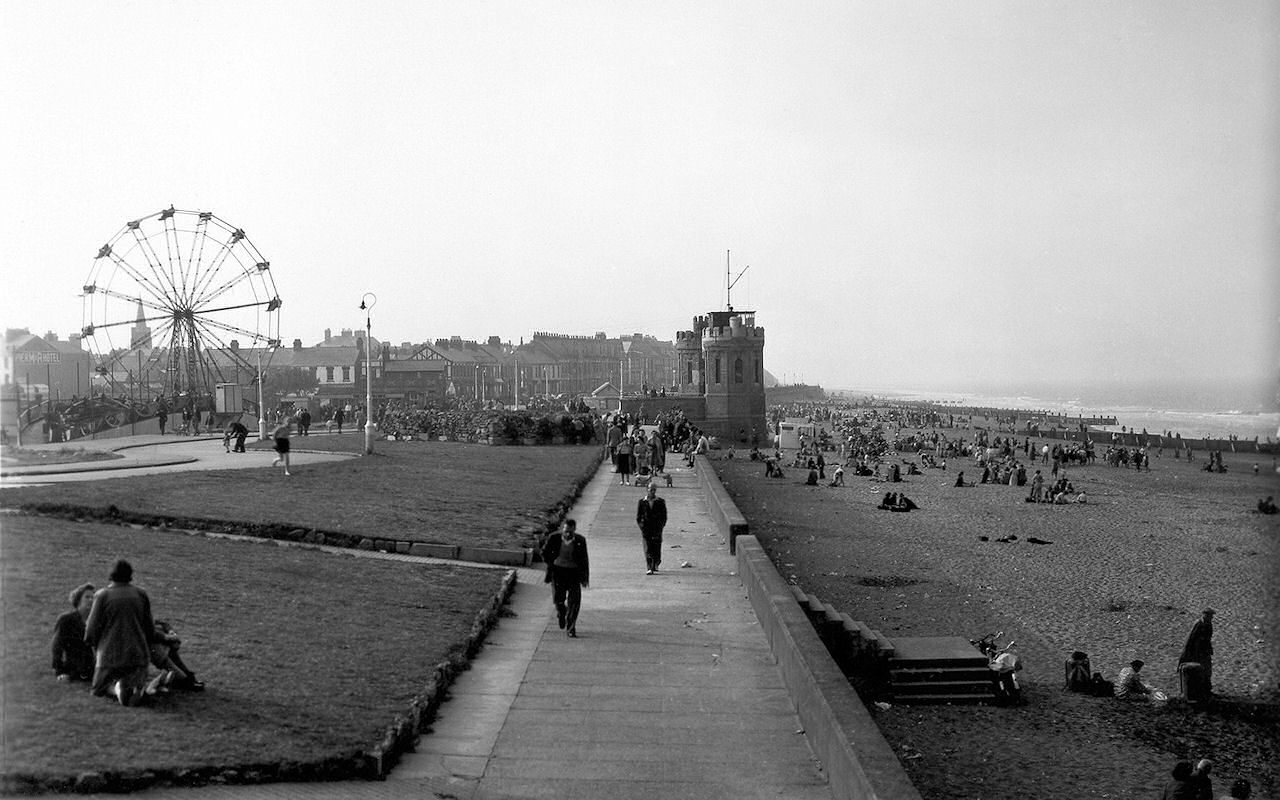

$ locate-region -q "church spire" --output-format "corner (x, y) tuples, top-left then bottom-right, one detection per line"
(130, 299), (152, 348)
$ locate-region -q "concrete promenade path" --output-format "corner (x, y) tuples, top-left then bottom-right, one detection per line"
(46, 456), (836, 800)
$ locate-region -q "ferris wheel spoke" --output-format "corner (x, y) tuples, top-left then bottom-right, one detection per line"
(192, 323), (251, 373)
(195, 313), (272, 343)
(196, 266), (258, 309)
(105, 252), (179, 309)
(189, 233), (245, 305)
(89, 286), (173, 316)
(187, 319), (244, 385)
(182, 213), (215, 303)
(158, 207), (186, 297)
(129, 224), (175, 300)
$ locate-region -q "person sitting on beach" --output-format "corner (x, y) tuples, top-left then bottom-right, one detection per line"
(828, 465), (845, 487)
(1257, 496), (1277, 515)
(805, 466), (820, 486)
(889, 464), (902, 483)
(892, 494), (918, 512)
(1114, 659), (1155, 700)
(906, 462), (921, 476)
(877, 492), (896, 510)
(979, 465), (991, 484)
(954, 471), (969, 487)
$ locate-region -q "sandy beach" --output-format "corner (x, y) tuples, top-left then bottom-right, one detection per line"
(715, 415), (1279, 799)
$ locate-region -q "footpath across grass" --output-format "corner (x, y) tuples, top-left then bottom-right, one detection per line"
(3, 438), (603, 550)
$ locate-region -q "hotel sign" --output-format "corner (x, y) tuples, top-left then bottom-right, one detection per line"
(15, 351), (61, 364)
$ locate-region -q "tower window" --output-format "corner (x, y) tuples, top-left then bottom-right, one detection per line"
(714, 356), (721, 384)
(755, 358), (762, 383)
(734, 357), (743, 384)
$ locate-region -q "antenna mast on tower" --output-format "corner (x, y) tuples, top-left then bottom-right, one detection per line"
(725, 250), (749, 312)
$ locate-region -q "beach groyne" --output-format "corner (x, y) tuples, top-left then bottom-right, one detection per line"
(1049, 427), (1278, 455)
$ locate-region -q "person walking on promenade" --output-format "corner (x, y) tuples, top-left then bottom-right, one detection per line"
(541, 519), (589, 638)
(334, 406), (345, 434)
(84, 560), (157, 706)
(607, 420), (624, 466)
(271, 418), (293, 475)
(156, 408), (167, 435)
(51, 582), (96, 682)
(299, 408), (311, 436)
(636, 484), (668, 574)
(1179, 608), (1215, 694)
(616, 435), (634, 485)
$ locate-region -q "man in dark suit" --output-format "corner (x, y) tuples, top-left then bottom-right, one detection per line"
(636, 484), (668, 574)
(542, 519), (589, 638)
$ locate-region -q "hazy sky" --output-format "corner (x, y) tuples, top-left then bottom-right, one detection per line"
(2, 2), (1276, 399)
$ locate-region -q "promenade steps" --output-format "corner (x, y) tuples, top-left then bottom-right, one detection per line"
(791, 587), (997, 705)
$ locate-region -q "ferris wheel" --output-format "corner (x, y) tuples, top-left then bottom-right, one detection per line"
(81, 207), (282, 400)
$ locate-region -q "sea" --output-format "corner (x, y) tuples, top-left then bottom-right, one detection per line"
(835, 387), (1280, 442)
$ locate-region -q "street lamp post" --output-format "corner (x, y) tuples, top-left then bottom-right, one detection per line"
(360, 293), (377, 455)
(620, 339), (632, 414)
(257, 340), (279, 440)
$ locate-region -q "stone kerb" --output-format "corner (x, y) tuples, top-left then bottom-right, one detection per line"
(692, 454), (749, 553)
(737, 537), (924, 800)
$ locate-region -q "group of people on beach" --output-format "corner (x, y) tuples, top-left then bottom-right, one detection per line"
(1158, 758), (1251, 799)
(51, 559), (204, 706)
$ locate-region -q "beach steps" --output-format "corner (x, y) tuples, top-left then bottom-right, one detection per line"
(887, 637), (995, 704)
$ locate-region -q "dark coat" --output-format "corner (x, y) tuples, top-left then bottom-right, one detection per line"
(84, 583), (155, 670)
(541, 532), (589, 586)
(51, 610), (94, 679)
(636, 496), (668, 539)
(1179, 618), (1213, 664)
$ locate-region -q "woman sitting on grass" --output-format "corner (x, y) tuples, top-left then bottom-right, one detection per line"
(145, 620), (204, 695)
(51, 583), (96, 683)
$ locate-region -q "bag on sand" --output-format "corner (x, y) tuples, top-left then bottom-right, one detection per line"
(1090, 672), (1115, 698)
(1064, 651), (1092, 692)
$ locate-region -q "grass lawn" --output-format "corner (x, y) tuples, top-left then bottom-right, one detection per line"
(1, 439), (604, 791)
(1, 516), (506, 788)
(3, 439), (603, 550)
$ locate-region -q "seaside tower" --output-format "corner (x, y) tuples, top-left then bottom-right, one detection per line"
(675, 315), (708, 396)
(701, 308), (765, 442)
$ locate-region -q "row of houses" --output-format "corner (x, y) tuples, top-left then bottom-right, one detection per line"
(3, 325), (681, 412)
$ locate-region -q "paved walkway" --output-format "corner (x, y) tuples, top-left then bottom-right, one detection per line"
(1, 434), (354, 484)
(60, 456), (834, 799)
